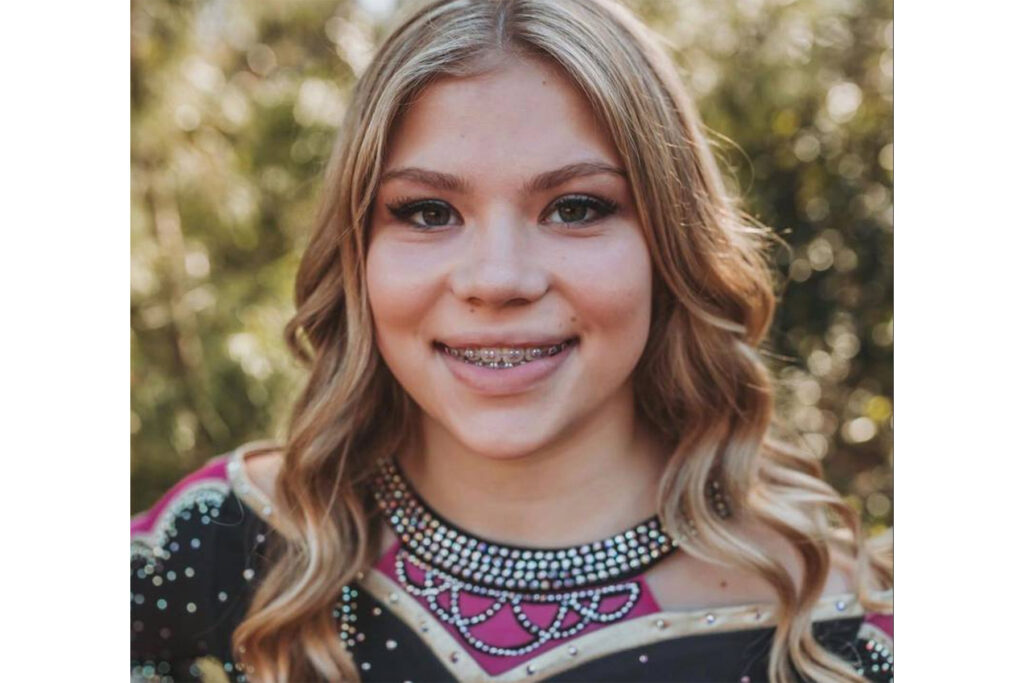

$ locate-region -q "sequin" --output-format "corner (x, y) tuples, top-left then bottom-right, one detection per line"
(386, 639), (397, 650)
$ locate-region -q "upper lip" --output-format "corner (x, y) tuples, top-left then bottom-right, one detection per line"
(436, 333), (577, 348)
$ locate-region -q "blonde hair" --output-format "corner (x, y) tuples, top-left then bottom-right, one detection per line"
(233, 0), (893, 680)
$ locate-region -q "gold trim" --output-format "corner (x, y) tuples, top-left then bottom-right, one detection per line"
(225, 440), (282, 527)
(358, 568), (890, 681)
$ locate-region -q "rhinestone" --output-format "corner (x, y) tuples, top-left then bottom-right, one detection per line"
(639, 654), (649, 664)
(568, 646), (578, 656)
(655, 619), (667, 629)
(186, 602), (197, 613)
(372, 607), (382, 616)
(360, 662), (371, 671)
(388, 593), (398, 603)
(242, 569), (255, 581)
(705, 613), (716, 624)
(526, 664), (537, 675)
(385, 640), (397, 650)
(449, 652), (460, 663)
(836, 600), (847, 611)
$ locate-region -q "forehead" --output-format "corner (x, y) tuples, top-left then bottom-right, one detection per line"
(384, 56), (621, 177)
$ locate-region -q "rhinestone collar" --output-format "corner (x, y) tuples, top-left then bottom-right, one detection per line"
(371, 459), (678, 593)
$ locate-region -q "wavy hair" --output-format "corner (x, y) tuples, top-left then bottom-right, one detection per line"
(233, 0), (893, 680)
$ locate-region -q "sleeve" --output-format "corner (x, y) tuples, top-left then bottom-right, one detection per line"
(852, 613), (893, 683)
(130, 456), (254, 682)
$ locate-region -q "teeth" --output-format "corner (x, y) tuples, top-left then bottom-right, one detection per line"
(441, 341), (571, 369)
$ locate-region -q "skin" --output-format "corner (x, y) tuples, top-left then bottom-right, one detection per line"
(242, 54), (852, 607)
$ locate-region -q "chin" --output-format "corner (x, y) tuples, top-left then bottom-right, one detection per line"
(447, 416), (561, 460)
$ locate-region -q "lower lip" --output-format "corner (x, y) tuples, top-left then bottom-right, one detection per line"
(437, 341), (576, 396)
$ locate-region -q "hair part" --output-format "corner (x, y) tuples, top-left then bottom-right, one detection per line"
(233, 1), (892, 680)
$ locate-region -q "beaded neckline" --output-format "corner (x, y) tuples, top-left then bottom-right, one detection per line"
(371, 459), (678, 593)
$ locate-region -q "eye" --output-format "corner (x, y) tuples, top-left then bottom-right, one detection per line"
(386, 198), (459, 229)
(542, 194), (619, 226)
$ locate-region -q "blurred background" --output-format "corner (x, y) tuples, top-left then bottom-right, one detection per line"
(130, 0), (893, 532)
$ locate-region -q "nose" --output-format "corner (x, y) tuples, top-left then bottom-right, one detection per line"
(449, 213), (549, 308)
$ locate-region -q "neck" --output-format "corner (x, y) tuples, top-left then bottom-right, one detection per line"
(397, 386), (668, 548)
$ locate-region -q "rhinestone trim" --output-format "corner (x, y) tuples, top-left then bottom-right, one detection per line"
(372, 459), (678, 593)
(395, 549), (643, 657)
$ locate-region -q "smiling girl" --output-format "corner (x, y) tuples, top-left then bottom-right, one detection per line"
(130, 1), (893, 681)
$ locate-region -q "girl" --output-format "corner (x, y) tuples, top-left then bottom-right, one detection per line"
(131, 1), (893, 681)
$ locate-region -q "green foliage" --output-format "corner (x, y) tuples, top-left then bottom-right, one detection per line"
(131, 0), (893, 529)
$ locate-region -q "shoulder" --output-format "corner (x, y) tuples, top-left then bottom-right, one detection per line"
(131, 441), (283, 557)
(130, 455), (234, 558)
(131, 444), (278, 673)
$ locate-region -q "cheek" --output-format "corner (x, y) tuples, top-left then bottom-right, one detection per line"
(366, 239), (446, 347)
(560, 234), (653, 341)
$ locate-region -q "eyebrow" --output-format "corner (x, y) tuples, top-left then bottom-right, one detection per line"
(378, 161), (626, 194)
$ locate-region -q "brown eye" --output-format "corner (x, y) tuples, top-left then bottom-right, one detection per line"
(543, 195), (618, 226)
(419, 205), (451, 226)
(557, 202), (589, 223)
(387, 199), (458, 229)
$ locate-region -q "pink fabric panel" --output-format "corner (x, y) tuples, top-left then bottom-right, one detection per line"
(376, 540), (661, 675)
(130, 456), (229, 536)
(864, 612), (894, 640)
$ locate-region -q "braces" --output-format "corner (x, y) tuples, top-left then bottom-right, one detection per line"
(441, 340), (571, 369)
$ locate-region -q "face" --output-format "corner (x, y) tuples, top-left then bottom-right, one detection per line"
(366, 56), (653, 458)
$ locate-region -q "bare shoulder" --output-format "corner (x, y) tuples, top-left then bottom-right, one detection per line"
(646, 517), (855, 611)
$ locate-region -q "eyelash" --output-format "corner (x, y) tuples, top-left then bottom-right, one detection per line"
(384, 194), (619, 230)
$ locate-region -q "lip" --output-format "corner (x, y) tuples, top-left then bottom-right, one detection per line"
(436, 337), (577, 396)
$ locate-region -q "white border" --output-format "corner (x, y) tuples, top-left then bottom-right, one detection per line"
(900, 1), (1024, 680)
(2, 0), (126, 678)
